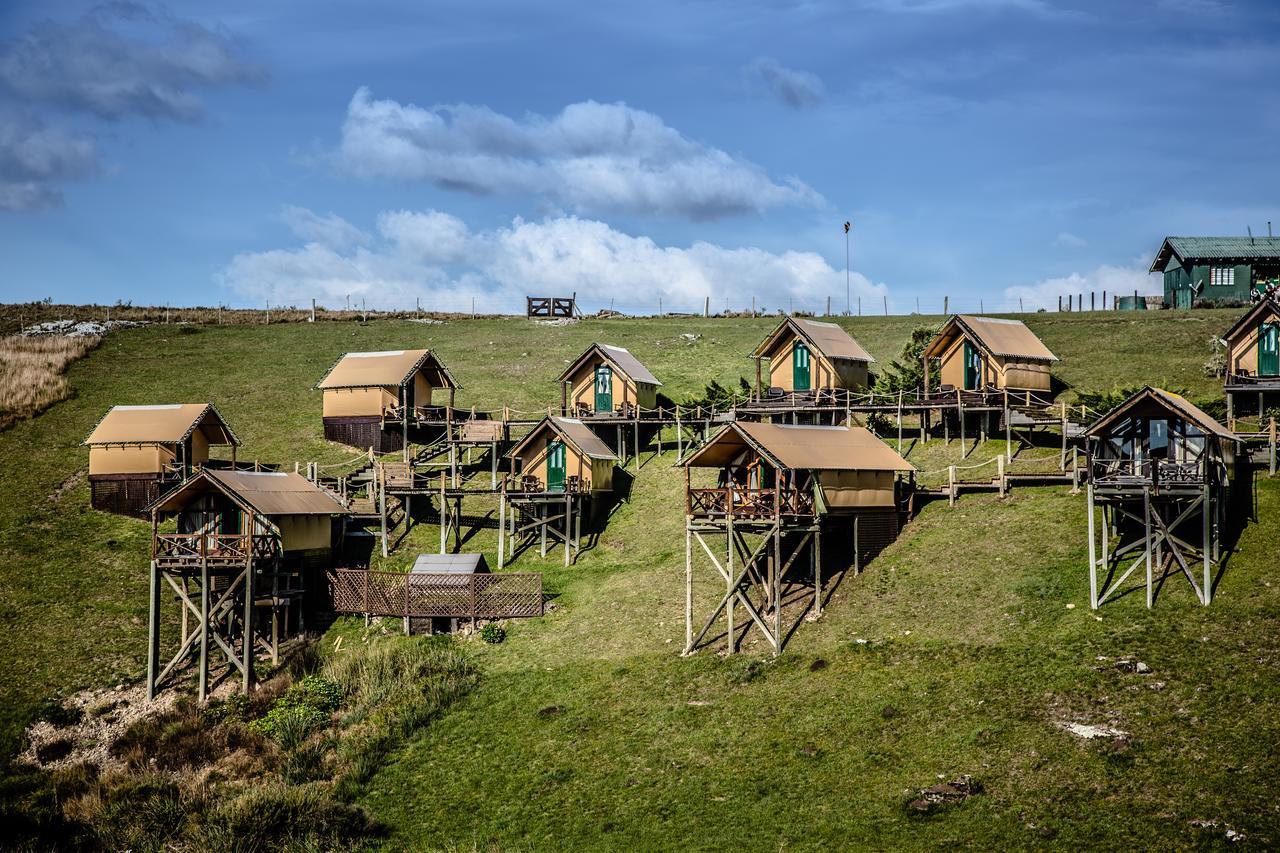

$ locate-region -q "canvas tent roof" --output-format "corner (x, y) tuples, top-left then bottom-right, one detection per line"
(1150, 236), (1280, 272)
(924, 315), (1058, 363)
(755, 317), (874, 363)
(686, 423), (914, 472)
(316, 349), (458, 390)
(1221, 298), (1280, 342)
(557, 343), (662, 386)
(1084, 387), (1238, 442)
(411, 553), (489, 574)
(84, 403), (239, 447)
(150, 469), (349, 516)
(509, 417), (620, 462)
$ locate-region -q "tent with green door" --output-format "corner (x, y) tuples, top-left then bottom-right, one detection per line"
(752, 316), (874, 395)
(507, 417), (619, 494)
(922, 315), (1057, 394)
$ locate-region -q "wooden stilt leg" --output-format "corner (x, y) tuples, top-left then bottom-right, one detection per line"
(684, 523), (693, 654)
(726, 515), (735, 653)
(563, 493), (572, 567)
(1144, 490), (1153, 609)
(147, 561), (160, 701)
(198, 558), (209, 702)
(1087, 484), (1097, 609)
(498, 491), (506, 568)
(812, 526), (822, 618)
(1202, 481), (1212, 605)
(243, 559), (254, 693)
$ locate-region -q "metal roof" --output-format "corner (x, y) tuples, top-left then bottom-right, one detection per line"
(1222, 298), (1280, 343)
(84, 403), (240, 447)
(557, 343), (662, 386)
(754, 317), (874, 363)
(508, 416), (620, 462)
(923, 315), (1058, 363)
(411, 553), (489, 574)
(151, 469), (350, 516)
(1150, 236), (1280, 272)
(1083, 387), (1238, 442)
(686, 422), (914, 472)
(316, 348), (458, 390)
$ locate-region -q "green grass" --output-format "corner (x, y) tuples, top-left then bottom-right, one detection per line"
(1, 308), (1275, 849)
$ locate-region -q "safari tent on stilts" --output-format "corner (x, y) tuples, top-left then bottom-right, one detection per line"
(316, 348), (459, 453)
(682, 422), (914, 656)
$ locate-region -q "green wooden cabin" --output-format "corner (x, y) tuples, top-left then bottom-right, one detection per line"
(1150, 236), (1280, 308)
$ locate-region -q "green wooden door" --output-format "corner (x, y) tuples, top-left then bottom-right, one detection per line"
(546, 441), (566, 492)
(793, 343), (811, 391)
(963, 341), (982, 391)
(1176, 288), (1193, 310)
(1260, 322), (1280, 377)
(594, 366), (613, 412)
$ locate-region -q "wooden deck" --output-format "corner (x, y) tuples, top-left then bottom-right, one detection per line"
(152, 533), (280, 567)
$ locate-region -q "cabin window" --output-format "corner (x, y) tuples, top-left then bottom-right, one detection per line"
(1147, 420), (1169, 460)
(1209, 267), (1235, 287)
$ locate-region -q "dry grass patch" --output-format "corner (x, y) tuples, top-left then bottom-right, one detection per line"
(0, 335), (100, 430)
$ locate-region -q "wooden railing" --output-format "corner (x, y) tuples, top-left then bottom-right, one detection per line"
(1090, 458), (1205, 488)
(328, 569), (543, 620)
(509, 474), (587, 495)
(687, 487), (814, 518)
(152, 533), (280, 562)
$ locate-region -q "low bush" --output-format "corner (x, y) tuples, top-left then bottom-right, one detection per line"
(479, 623), (506, 644)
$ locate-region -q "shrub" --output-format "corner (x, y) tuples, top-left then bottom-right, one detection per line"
(479, 623), (506, 644)
(250, 704), (328, 751)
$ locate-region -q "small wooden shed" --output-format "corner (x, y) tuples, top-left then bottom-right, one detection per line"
(84, 403), (239, 516)
(922, 316), (1058, 394)
(316, 349), (458, 452)
(508, 416), (619, 493)
(558, 343), (662, 417)
(752, 317), (874, 395)
(1221, 298), (1280, 422)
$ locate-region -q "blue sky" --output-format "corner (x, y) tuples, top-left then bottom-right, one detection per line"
(2, 0), (1279, 314)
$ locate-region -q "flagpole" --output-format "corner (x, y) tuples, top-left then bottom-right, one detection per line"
(843, 220), (852, 315)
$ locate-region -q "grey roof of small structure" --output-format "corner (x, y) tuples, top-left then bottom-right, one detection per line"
(411, 553), (489, 574)
(1150, 236), (1280, 272)
(557, 343), (662, 386)
(508, 416), (620, 462)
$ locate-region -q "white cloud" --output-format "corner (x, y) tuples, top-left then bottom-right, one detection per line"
(746, 58), (825, 109)
(218, 207), (885, 314)
(280, 205), (370, 250)
(335, 88), (821, 219)
(1002, 259), (1158, 311)
(1053, 231), (1087, 248)
(0, 2), (265, 122)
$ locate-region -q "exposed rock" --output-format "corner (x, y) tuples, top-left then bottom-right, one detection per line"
(1057, 721), (1129, 740)
(907, 775), (982, 814)
(19, 319), (147, 337)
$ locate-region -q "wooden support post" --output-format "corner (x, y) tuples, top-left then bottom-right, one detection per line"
(1226, 392), (1235, 432)
(726, 513), (735, 653)
(1060, 401), (1068, 472)
(1004, 388), (1012, 463)
(564, 493), (572, 567)
(540, 502), (548, 557)
(1071, 447), (1079, 494)
(812, 526), (822, 618)
(684, 523), (693, 653)
(1086, 484), (1097, 609)
(948, 466), (956, 507)
(147, 560), (160, 701)
(497, 489), (506, 568)
(1202, 480), (1212, 605)
(198, 559), (210, 702)
(380, 469), (389, 558)
(1270, 417), (1277, 477)
(772, 526), (782, 655)
(1144, 490), (1153, 609)
(242, 559), (254, 693)
(438, 475), (446, 555)
(402, 385), (410, 463)
(676, 410), (683, 459)
(853, 515), (860, 575)
(997, 454), (1005, 497)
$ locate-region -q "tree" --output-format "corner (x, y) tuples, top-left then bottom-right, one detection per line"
(872, 324), (941, 395)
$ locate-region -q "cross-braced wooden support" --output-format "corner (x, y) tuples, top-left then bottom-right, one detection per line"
(497, 490), (586, 568)
(682, 517), (822, 656)
(147, 558), (256, 702)
(1085, 481), (1219, 609)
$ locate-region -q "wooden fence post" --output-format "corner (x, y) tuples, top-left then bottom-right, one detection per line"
(997, 455), (1005, 497)
(948, 466), (956, 507)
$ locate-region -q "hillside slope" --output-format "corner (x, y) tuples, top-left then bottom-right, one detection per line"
(1, 309), (1274, 848)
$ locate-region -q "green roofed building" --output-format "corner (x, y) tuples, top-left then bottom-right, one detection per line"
(1150, 236), (1280, 309)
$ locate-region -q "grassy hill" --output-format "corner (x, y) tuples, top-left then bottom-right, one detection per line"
(2, 308), (1276, 848)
